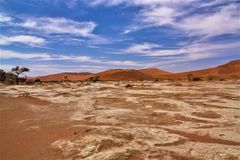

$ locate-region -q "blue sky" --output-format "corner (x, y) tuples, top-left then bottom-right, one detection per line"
(0, 0), (239, 76)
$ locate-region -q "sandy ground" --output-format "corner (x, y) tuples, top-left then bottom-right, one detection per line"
(0, 81), (240, 160)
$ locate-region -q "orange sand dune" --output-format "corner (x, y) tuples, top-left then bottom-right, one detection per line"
(139, 68), (172, 78)
(95, 69), (154, 81)
(30, 60), (240, 81)
(171, 60), (240, 79)
(31, 72), (93, 81)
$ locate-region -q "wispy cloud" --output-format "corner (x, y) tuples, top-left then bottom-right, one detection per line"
(88, 0), (240, 38)
(125, 40), (240, 59)
(1, 49), (141, 67)
(1, 50), (51, 59)
(139, 2), (239, 37)
(125, 43), (181, 56)
(0, 14), (111, 46)
(18, 17), (97, 38)
(0, 35), (45, 46)
(85, 0), (190, 7)
(176, 4), (240, 37)
(0, 13), (12, 22)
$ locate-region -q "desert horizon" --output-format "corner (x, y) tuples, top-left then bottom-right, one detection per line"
(28, 59), (240, 82)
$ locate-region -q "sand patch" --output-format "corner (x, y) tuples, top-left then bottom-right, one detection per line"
(192, 110), (222, 119)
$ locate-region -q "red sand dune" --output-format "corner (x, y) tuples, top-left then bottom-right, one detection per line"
(171, 60), (240, 79)
(139, 68), (172, 78)
(31, 72), (93, 82)
(95, 69), (154, 81)
(30, 60), (240, 81)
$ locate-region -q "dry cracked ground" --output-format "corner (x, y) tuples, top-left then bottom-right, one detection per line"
(0, 81), (240, 160)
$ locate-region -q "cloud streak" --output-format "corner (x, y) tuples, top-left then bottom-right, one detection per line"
(125, 41), (240, 60)
(125, 43), (184, 56)
(18, 17), (97, 38)
(1, 49), (141, 67)
(176, 4), (240, 37)
(0, 14), (111, 46)
(0, 35), (45, 46)
(87, 0), (240, 38)
(0, 13), (12, 22)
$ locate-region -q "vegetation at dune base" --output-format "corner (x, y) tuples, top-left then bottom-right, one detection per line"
(187, 74), (202, 81)
(207, 75), (214, 81)
(187, 74), (193, 81)
(89, 76), (100, 82)
(64, 75), (68, 81)
(0, 69), (6, 82)
(192, 77), (202, 81)
(125, 84), (133, 88)
(0, 66), (30, 85)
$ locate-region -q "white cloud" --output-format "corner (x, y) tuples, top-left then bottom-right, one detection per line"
(123, 25), (141, 34)
(126, 43), (184, 56)
(0, 49), (141, 67)
(125, 41), (240, 60)
(137, 3), (240, 37)
(89, 0), (239, 38)
(126, 43), (159, 53)
(0, 13), (12, 22)
(0, 35), (45, 46)
(176, 4), (240, 37)
(140, 40), (240, 69)
(89, 59), (139, 66)
(139, 6), (176, 26)
(18, 17), (97, 38)
(86, 0), (190, 7)
(0, 50), (51, 59)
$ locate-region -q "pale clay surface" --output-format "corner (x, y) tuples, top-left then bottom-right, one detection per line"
(0, 81), (240, 160)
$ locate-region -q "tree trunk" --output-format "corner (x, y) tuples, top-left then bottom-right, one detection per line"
(16, 74), (19, 85)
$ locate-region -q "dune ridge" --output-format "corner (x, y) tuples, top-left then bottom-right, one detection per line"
(30, 60), (240, 81)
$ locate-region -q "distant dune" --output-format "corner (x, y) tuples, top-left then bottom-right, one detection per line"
(30, 60), (240, 81)
(171, 60), (240, 80)
(95, 69), (154, 81)
(31, 72), (93, 82)
(139, 68), (172, 78)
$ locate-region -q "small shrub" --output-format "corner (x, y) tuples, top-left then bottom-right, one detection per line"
(35, 79), (41, 82)
(207, 75), (214, 81)
(125, 84), (133, 89)
(89, 76), (100, 82)
(192, 77), (201, 81)
(26, 80), (35, 85)
(0, 69), (6, 82)
(174, 83), (183, 86)
(4, 73), (17, 85)
(18, 77), (27, 84)
(187, 74), (193, 81)
(64, 75), (68, 81)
